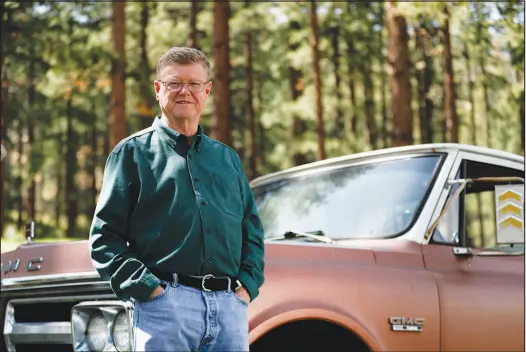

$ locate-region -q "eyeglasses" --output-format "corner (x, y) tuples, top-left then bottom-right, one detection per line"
(159, 80), (209, 93)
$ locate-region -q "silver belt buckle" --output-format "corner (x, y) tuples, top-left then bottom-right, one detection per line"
(201, 274), (214, 292)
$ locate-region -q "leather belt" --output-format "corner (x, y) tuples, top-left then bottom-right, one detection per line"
(178, 274), (241, 292)
(152, 269), (242, 292)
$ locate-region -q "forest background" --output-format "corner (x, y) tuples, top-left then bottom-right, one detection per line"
(0, 1), (524, 246)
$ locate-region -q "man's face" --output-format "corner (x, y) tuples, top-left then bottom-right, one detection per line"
(154, 62), (211, 122)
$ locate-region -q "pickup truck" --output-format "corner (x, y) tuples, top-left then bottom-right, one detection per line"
(1, 143), (524, 352)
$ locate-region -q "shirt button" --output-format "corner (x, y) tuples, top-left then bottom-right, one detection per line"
(188, 154), (192, 159)
(194, 177), (199, 182)
(205, 228), (211, 233)
(201, 200), (207, 206)
(207, 258), (212, 264)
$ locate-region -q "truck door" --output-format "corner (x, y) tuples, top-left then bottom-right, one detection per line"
(422, 152), (524, 352)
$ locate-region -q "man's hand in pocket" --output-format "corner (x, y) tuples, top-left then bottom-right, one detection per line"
(149, 284), (165, 300)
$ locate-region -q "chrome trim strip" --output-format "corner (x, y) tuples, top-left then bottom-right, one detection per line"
(1, 281), (110, 294)
(8, 322), (72, 344)
(7, 294), (116, 305)
(1, 271), (100, 288)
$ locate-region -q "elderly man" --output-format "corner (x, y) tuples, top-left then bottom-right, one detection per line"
(89, 47), (265, 351)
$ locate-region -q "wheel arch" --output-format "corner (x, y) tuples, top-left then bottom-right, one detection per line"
(249, 308), (383, 351)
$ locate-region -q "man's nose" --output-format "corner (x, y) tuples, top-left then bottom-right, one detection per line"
(178, 84), (191, 94)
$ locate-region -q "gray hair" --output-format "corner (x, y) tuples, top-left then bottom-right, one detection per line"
(156, 47), (211, 80)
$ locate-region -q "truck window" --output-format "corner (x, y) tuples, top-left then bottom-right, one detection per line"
(431, 159), (524, 252)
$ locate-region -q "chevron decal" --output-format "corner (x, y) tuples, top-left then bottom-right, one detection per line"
(498, 190), (521, 203)
(495, 185), (524, 244)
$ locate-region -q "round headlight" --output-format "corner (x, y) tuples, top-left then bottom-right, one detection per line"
(112, 311), (130, 352)
(86, 312), (108, 351)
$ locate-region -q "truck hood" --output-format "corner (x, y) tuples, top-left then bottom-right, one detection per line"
(1, 240), (96, 282)
(0, 238), (423, 283)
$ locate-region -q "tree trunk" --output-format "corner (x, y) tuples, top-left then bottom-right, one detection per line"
(26, 47), (36, 222)
(415, 20), (434, 144)
(386, 1), (413, 146)
(309, 1), (326, 160)
(463, 43), (485, 246)
(90, 104), (98, 218)
(55, 133), (62, 228)
(243, 0), (256, 180)
(212, 0), (231, 146)
(289, 20), (307, 166)
(347, 38), (358, 137)
(138, 0), (154, 130)
(377, 13), (389, 148)
(330, 24), (344, 138)
(110, 0), (127, 150)
(345, 3), (358, 137)
(363, 40), (377, 150)
(442, 5), (458, 143)
(521, 89), (525, 154)
(475, 4), (492, 148)
(256, 78), (266, 173)
(187, 0), (199, 49)
(463, 44), (477, 146)
(0, 30), (9, 237)
(65, 94), (77, 237)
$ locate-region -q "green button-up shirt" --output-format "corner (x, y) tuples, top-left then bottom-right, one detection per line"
(89, 117), (265, 302)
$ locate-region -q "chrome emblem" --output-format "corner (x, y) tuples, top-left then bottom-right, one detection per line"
(389, 317), (425, 332)
(1, 257), (43, 274)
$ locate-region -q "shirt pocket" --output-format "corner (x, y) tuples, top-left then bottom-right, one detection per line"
(209, 171), (243, 220)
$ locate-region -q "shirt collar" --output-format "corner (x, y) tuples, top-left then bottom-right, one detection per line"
(153, 116), (205, 151)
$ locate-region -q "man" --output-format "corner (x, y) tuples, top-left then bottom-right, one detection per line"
(89, 47), (265, 351)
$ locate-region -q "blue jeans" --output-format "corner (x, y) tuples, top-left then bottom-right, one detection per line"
(132, 277), (249, 351)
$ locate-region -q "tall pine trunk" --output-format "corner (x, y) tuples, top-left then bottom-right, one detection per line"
(212, 0), (231, 146)
(244, 0), (256, 180)
(309, 1), (326, 160)
(289, 20), (307, 166)
(521, 89), (525, 154)
(415, 20), (434, 144)
(386, 1), (413, 146)
(187, 0), (199, 49)
(377, 11), (389, 148)
(345, 6), (358, 137)
(139, 0), (154, 130)
(475, 4), (492, 148)
(330, 24), (344, 138)
(90, 102), (98, 218)
(0, 24), (7, 235)
(65, 93), (77, 237)
(110, 0), (127, 150)
(463, 43), (485, 243)
(363, 39), (377, 149)
(256, 74), (267, 172)
(55, 133), (62, 228)
(442, 5), (458, 143)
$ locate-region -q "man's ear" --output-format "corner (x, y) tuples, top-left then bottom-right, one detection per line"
(205, 81), (212, 97)
(154, 81), (161, 100)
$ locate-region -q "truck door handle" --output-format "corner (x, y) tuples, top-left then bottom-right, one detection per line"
(453, 247), (474, 257)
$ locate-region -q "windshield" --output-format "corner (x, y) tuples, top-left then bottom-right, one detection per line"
(253, 154), (443, 240)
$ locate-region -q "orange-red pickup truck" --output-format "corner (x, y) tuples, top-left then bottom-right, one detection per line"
(1, 143), (524, 352)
